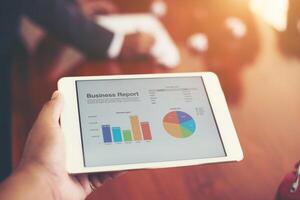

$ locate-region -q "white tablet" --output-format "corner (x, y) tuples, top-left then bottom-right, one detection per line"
(58, 72), (243, 173)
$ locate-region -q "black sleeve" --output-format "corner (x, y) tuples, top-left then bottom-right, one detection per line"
(0, 0), (20, 180)
(22, 0), (114, 59)
(0, 59), (12, 181)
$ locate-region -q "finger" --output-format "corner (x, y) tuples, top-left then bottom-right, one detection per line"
(93, 171), (126, 184)
(36, 91), (64, 125)
(76, 174), (93, 194)
(96, 173), (113, 183)
(109, 171), (127, 178)
(89, 174), (103, 188)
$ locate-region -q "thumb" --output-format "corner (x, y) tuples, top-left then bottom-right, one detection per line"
(37, 91), (64, 126)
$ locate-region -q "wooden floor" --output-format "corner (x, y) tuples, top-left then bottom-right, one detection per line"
(11, 2), (300, 199)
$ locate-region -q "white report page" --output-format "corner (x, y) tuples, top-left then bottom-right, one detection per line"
(76, 76), (226, 167)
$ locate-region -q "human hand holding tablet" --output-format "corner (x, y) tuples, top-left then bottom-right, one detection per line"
(58, 72), (243, 173)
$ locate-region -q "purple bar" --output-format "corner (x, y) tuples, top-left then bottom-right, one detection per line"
(102, 125), (112, 143)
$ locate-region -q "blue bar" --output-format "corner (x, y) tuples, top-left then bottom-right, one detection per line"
(102, 125), (112, 143)
(112, 127), (122, 142)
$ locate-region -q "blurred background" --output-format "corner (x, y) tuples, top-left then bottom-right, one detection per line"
(8, 0), (300, 199)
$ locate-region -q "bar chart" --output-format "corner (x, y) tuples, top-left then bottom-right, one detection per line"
(101, 116), (153, 143)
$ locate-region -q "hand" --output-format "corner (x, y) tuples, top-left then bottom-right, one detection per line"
(80, 0), (118, 18)
(18, 91), (124, 199)
(119, 32), (155, 60)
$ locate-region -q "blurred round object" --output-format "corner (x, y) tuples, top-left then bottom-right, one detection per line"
(249, 0), (288, 32)
(150, 0), (167, 17)
(187, 33), (208, 53)
(297, 20), (300, 33)
(225, 17), (247, 39)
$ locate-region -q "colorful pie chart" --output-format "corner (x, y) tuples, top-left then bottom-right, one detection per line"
(163, 111), (196, 138)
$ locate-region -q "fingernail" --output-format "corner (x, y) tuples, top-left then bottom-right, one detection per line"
(51, 91), (59, 99)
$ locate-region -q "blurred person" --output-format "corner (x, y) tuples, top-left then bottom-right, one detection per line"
(0, 91), (124, 199)
(0, 0), (154, 181)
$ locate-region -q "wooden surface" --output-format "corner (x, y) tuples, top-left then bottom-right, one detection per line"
(11, 1), (300, 199)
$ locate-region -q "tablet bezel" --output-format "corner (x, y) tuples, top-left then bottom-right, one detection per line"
(58, 72), (243, 173)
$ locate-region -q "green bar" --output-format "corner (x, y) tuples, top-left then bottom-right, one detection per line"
(123, 130), (132, 141)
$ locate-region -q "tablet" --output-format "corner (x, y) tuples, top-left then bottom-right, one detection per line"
(58, 72), (243, 173)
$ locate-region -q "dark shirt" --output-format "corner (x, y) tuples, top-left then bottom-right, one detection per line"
(0, 0), (18, 182)
(0, 0), (114, 181)
(23, 0), (114, 59)
(0, 60), (12, 182)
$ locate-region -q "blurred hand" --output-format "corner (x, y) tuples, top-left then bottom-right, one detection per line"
(119, 32), (155, 60)
(80, 0), (118, 18)
(18, 91), (124, 199)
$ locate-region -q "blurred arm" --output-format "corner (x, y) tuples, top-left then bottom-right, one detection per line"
(22, 0), (114, 59)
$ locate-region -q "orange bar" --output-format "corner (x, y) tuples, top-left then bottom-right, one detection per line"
(130, 116), (143, 141)
(141, 122), (152, 140)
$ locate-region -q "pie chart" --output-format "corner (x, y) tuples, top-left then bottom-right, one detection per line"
(163, 111), (196, 138)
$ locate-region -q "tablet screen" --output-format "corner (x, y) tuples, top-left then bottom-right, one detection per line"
(76, 76), (226, 167)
